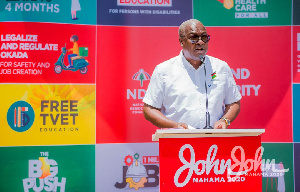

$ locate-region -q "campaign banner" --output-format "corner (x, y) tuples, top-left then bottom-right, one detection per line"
(193, 0), (292, 26)
(0, 22), (96, 83)
(293, 26), (300, 83)
(295, 143), (300, 192)
(293, 0), (300, 25)
(0, 0), (96, 25)
(0, 145), (95, 192)
(96, 26), (292, 143)
(160, 136), (262, 192)
(293, 84), (300, 142)
(207, 26), (292, 142)
(97, 0), (192, 26)
(96, 143), (159, 191)
(0, 84), (95, 146)
(261, 143), (294, 192)
(96, 26), (181, 143)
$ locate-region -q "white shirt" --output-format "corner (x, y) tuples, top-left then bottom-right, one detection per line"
(143, 51), (242, 129)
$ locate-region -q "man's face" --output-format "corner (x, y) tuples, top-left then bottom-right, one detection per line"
(180, 22), (209, 62)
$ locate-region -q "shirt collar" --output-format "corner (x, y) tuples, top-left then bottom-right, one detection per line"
(180, 50), (205, 71)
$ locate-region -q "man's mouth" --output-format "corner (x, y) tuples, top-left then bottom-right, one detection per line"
(195, 47), (204, 51)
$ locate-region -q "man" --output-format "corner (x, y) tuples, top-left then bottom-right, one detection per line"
(143, 19), (241, 129)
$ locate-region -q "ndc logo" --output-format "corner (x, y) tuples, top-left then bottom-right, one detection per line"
(117, 0), (172, 7)
(127, 69), (151, 100)
(7, 101), (35, 132)
(211, 71), (217, 79)
(23, 152), (66, 192)
(132, 69), (151, 87)
(115, 153), (159, 190)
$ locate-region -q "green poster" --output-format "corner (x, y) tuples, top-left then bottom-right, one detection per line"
(0, 145), (95, 192)
(193, 0), (292, 26)
(261, 143), (294, 192)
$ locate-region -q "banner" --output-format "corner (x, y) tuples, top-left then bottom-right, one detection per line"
(0, 145), (95, 192)
(96, 26), (180, 143)
(261, 143), (294, 192)
(159, 136), (262, 192)
(0, 0), (96, 25)
(96, 25), (292, 143)
(293, 26), (300, 83)
(96, 143), (159, 191)
(295, 143), (300, 192)
(0, 22), (96, 83)
(207, 26), (292, 142)
(97, 0), (192, 26)
(194, 0), (292, 26)
(293, 0), (300, 25)
(0, 84), (95, 146)
(293, 84), (300, 142)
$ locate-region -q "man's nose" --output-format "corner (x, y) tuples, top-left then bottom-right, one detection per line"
(196, 39), (205, 45)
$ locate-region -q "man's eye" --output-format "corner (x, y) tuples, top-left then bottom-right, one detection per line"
(189, 36), (198, 40)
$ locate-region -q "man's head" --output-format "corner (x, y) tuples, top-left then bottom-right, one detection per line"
(179, 19), (209, 64)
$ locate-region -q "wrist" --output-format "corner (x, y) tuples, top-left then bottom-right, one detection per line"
(220, 118), (230, 126)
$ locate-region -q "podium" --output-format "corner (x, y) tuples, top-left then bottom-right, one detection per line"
(152, 129), (265, 192)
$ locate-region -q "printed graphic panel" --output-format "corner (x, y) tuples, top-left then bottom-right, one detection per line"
(0, 22), (96, 83)
(0, 0), (96, 24)
(294, 143), (300, 192)
(97, 26), (292, 143)
(0, 84), (95, 146)
(96, 143), (159, 192)
(261, 143), (294, 192)
(97, 0), (192, 26)
(160, 137), (262, 192)
(293, 0), (300, 25)
(293, 84), (300, 142)
(0, 145), (95, 192)
(96, 26), (181, 143)
(207, 26), (292, 142)
(193, 0), (292, 26)
(293, 26), (300, 83)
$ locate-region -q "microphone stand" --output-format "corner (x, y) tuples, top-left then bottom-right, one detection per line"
(201, 56), (213, 129)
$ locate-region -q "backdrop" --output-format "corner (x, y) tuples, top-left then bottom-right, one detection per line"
(0, 0), (298, 191)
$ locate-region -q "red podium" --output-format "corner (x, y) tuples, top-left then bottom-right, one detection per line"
(152, 129), (265, 192)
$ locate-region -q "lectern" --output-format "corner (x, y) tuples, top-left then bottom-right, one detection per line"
(152, 129), (265, 192)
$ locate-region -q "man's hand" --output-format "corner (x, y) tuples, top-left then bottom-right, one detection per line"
(143, 103), (188, 129)
(177, 122), (188, 129)
(213, 119), (228, 129)
(213, 100), (240, 129)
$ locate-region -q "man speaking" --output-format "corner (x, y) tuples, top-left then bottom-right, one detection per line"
(143, 19), (241, 129)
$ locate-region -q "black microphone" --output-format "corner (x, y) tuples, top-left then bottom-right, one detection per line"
(201, 55), (213, 129)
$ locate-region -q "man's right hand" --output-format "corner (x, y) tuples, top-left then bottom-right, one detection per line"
(177, 122), (188, 129)
(144, 103), (189, 129)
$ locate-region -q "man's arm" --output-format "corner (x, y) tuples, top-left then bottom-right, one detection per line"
(143, 103), (188, 129)
(213, 100), (240, 129)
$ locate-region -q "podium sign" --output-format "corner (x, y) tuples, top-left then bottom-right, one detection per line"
(158, 130), (264, 192)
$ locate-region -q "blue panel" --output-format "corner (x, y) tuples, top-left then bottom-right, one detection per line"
(293, 84), (300, 142)
(97, 0), (192, 26)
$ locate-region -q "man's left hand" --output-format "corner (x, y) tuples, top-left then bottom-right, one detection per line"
(213, 119), (228, 129)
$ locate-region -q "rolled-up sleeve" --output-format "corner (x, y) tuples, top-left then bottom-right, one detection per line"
(143, 67), (164, 109)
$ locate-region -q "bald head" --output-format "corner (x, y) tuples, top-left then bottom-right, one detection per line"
(178, 19), (205, 39)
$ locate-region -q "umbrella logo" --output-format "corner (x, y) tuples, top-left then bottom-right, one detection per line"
(132, 69), (151, 87)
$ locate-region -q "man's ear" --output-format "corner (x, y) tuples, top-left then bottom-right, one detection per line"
(179, 38), (183, 47)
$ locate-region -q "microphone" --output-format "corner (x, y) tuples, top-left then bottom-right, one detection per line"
(201, 55), (213, 129)
(199, 55), (205, 63)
